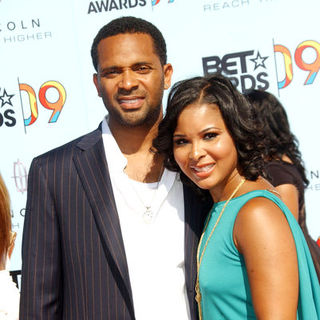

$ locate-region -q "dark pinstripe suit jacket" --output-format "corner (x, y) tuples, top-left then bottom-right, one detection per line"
(19, 126), (211, 320)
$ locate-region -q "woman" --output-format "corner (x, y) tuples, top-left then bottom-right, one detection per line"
(245, 89), (320, 282)
(153, 75), (320, 319)
(0, 174), (19, 319)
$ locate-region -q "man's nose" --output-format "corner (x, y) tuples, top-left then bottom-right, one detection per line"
(119, 70), (139, 91)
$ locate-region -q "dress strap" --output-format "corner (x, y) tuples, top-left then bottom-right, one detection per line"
(266, 188), (281, 198)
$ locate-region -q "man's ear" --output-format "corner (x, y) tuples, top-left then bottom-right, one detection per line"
(163, 63), (173, 90)
(93, 73), (101, 97)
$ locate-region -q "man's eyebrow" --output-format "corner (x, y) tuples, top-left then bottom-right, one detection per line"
(132, 61), (152, 66)
(100, 66), (121, 72)
(99, 62), (153, 73)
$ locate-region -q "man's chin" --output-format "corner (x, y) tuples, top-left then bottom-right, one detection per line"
(108, 105), (162, 128)
(116, 114), (150, 128)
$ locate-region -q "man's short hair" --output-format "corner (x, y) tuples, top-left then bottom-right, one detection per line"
(91, 16), (167, 71)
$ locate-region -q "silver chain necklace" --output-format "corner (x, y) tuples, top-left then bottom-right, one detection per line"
(128, 177), (161, 223)
(116, 166), (164, 223)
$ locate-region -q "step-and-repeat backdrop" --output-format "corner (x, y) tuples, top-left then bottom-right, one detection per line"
(1, 0), (319, 275)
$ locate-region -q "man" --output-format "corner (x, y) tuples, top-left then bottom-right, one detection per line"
(20, 16), (211, 320)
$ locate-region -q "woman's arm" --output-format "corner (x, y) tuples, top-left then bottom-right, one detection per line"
(234, 197), (299, 320)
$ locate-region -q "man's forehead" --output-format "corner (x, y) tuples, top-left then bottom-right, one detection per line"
(99, 32), (154, 48)
(97, 33), (160, 66)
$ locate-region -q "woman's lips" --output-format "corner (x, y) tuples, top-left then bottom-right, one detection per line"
(190, 163), (215, 178)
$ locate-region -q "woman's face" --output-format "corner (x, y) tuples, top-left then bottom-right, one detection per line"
(173, 103), (239, 198)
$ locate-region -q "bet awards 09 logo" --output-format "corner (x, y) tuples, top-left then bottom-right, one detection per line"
(202, 50), (269, 92)
(0, 79), (66, 131)
(202, 40), (320, 92)
(152, 0), (174, 4)
(0, 87), (16, 127)
(19, 80), (66, 127)
(88, 0), (147, 14)
(87, 0), (174, 14)
(274, 40), (320, 89)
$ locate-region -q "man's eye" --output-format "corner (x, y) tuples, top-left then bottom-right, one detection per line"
(134, 65), (151, 73)
(101, 70), (121, 78)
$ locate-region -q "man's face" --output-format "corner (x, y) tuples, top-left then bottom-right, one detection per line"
(93, 33), (173, 128)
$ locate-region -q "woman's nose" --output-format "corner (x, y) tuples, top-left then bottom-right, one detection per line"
(189, 142), (206, 161)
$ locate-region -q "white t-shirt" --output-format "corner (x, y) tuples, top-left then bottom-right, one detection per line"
(102, 118), (190, 320)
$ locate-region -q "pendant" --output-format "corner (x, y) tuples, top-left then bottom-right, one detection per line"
(143, 206), (153, 223)
(195, 280), (203, 320)
(195, 281), (201, 304)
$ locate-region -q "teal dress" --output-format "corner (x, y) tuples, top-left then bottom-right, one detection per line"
(198, 190), (320, 319)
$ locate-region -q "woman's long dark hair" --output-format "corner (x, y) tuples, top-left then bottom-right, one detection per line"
(245, 89), (309, 187)
(153, 74), (265, 191)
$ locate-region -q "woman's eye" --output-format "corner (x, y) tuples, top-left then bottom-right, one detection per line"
(204, 132), (217, 140)
(173, 138), (188, 146)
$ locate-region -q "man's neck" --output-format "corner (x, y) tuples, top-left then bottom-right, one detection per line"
(110, 123), (158, 155)
(108, 119), (163, 183)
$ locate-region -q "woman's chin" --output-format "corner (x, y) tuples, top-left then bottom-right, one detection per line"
(193, 181), (215, 191)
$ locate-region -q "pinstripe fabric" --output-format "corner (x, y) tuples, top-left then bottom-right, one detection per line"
(20, 125), (211, 320)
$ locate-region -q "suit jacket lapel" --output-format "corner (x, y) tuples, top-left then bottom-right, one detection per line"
(184, 185), (212, 319)
(73, 126), (134, 316)
(184, 185), (200, 311)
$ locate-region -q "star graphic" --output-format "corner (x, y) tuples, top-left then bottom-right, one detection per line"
(250, 51), (268, 70)
(0, 88), (14, 107)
